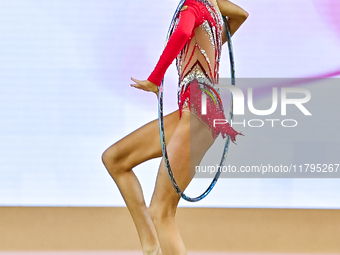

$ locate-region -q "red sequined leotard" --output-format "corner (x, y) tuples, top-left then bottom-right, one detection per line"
(148, 0), (241, 142)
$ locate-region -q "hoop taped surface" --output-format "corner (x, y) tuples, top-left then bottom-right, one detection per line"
(158, 2), (236, 202)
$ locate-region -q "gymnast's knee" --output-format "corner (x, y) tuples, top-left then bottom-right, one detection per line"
(101, 145), (129, 177)
(149, 201), (177, 224)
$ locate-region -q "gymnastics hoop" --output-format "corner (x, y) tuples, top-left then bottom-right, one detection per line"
(158, 0), (236, 202)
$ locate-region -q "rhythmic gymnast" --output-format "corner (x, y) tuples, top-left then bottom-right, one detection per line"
(102, 0), (248, 254)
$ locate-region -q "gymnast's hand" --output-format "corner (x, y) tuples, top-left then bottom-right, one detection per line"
(130, 77), (159, 97)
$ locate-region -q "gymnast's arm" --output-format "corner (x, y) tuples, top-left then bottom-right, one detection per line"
(147, 8), (196, 86)
(217, 0), (249, 44)
(131, 8), (196, 95)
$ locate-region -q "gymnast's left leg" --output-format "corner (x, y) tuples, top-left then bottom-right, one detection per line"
(149, 111), (215, 255)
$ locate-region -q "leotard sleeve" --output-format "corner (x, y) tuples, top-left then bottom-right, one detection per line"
(147, 7), (197, 86)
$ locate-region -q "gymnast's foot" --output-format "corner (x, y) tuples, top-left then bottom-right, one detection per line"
(143, 246), (162, 255)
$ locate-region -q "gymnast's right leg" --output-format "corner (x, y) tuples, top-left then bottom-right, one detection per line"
(101, 110), (180, 255)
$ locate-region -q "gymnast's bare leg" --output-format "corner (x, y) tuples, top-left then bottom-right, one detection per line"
(149, 109), (214, 254)
(102, 109), (178, 254)
(102, 105), (214, 254)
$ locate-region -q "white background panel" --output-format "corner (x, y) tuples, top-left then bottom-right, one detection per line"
(0, 0), (339, 207)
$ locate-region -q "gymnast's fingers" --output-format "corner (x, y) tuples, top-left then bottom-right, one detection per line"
(130, 77), (142, 85)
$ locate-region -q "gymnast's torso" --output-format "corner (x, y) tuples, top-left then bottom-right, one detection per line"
(148, 0), (241, 140)
(175, 0), (223, 113)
